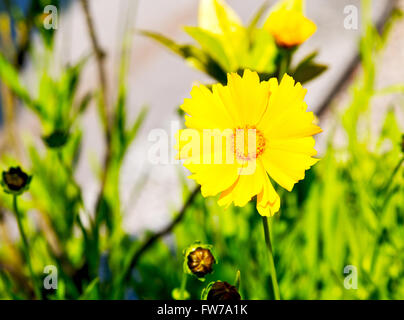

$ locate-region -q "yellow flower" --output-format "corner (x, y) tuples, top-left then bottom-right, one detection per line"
(264, 8), (316, 48)
(175, 70), (322, 216)
(198, 0), (243, 36)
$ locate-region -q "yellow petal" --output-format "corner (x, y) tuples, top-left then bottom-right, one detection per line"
(258, 74), (307, 124)
(188, 163), (240, 197)
(262, 148), (319, 191)
(218, 161), (264, 208)
(266, 136), (317, 156)
(264, 108), (322, 139)
(225, 70), (271, 127)
(257, 162), (280, 216)
(257, 74), (322, 139)
(181, 84), (235, 130)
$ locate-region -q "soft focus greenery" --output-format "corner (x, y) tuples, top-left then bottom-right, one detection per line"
(0, 0), (403, 300)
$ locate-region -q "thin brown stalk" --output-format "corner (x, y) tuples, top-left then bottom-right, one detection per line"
(123, 186), (201, 281)
(79, 0), (113, 220)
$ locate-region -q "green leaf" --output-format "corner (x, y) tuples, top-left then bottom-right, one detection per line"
(79, 278), (100, 300)
(126, 106), (149, 149)
(115, 85), (127, 150)
(0, 53), (43, 116)
(247, 0), (271, 33)
(62, 57), (89, 101)
(245, 28), (277, 73)
(379, 109), (402, 147)
(291, 52), (327, 84)
(377, 8), (404, 51)
(140, 30), (227, 83)
(293, 63), (328, 84)
(375, 85), (404, 96)
(78, 92), (93, 115)
(140, 30), (197, 60)
(184, 26), (231, 71)
(295, 51), (318, 66)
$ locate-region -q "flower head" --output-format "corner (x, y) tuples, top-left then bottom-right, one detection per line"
(264, 7), (316, 48)
(187, 247), (215, 278)
(183, 242), (216, 279)
(1, 166), (32, 196)
(202, 281), (241, 301)
(198, 0), (243, 36)
(42, 130), (70, 149)
(175, 70), (322, 216)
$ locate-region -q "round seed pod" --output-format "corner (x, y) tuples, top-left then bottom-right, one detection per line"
(1, 167), (32, 196)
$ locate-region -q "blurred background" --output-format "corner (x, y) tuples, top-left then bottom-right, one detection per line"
(0, 0), (403, 300)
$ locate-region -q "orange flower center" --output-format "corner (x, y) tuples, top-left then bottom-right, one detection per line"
(233, 126), (265, 161)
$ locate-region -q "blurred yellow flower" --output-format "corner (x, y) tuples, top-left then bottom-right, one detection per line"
(264, 7), (316, 48)
(194, 0), (277, 73)
(175, 70), (322, 216)
(198, 0), (243, 35)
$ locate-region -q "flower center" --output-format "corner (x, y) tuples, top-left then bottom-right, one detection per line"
(233, 126), (265, 161)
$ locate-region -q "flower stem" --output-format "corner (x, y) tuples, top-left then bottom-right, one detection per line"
(383, 157), (404, 192)
(179, 273), (188, 300)
(278, 48), (292, 81)
(262, 216), (280, 300)
(13, 195), (42, 299)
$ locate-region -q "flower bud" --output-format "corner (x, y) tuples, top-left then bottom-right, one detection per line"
(183, 242), (217, 280)
(1, 167), (32, 195)
(42, 130), (70, 149)
(264, 8), (317, 48)
(187, 247), (215, 278)
(204, 281), (241, 301)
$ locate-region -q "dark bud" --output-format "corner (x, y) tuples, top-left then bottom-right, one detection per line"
(207, 281), (241, 301)
(42, 130), (70, 149)
(187, 247), (215, 278)
(1, 166), (32, 195)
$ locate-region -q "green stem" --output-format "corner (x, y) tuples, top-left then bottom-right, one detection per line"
(262, 216), (280, 300)
(278, 51), (288, 81)
(379, 156), (404, 211)
(179, 273), (188, 300)
(13, 195), (42, 299)
(383, 157), (404, 192)
(234, 270), (241, 291)
(56, 151), (83, 203)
